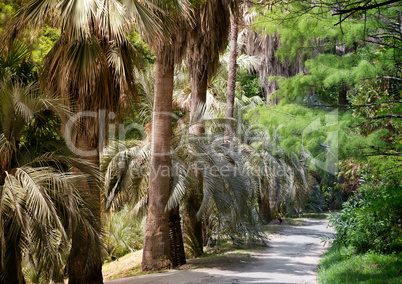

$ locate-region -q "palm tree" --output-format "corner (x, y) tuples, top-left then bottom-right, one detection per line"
(245, 132), (311, 222)
(139, 0), (193, 269)
(183, 0), (230, 257)
(225, 4), (240, 140)
(5, 1), (162, 281)
(0, 68), (100, 283)
(103, 120), (265, 255)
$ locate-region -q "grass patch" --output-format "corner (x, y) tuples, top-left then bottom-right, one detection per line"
(318, 245), (402, 284)
(102, 250), (162, 280)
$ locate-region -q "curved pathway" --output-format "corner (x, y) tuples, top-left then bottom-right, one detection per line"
(106, 218), (336, 284)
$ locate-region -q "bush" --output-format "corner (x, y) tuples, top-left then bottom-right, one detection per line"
(104, 205), (144, 258)
(330, 175), (402, 253)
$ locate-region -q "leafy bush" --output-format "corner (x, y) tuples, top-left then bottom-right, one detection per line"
(330, 175), (402, 253)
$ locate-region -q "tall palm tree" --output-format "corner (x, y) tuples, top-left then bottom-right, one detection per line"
(138, 0), (192, 270)
(103, 119), (265, 257)
(225, 4), (240, 140)
(184, 0), (230, 257)
(5, 1), (162, 281)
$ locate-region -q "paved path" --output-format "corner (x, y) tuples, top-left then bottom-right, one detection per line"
(106, 219), (336, 284)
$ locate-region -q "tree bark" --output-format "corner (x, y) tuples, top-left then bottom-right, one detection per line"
(182, 67), (208, 258)
(225, 11), (239, 141)
(168, 207), (186, 267)
(258, 191), (272, 223)
(68, 135), (103, 284)
(0, 228), (26, 284)
(190, 67), (208, 133)
(339, 82), (348, 111)
(142, 51), (174, 271)
(182, 173), (204, 257)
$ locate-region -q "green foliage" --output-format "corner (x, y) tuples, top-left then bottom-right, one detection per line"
(254, 1), (401, 106)
(330, 174), (402, 254)
(104, 206), (144, 258)
(31, 26), (61, 63)
(127, 31), (155, 67)
(318, 245), (402, 284)
(237, 69), (263, 98)
(0, 1), (18, 32)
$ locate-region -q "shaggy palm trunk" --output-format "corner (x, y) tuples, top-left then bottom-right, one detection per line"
(190, 68), (208, 133)
(0, 161), (25, 284)
(142, 51), (174, 271)
(168, 207), (186, 267)
(225, 12), (239, 141)
(183, 67), (207, 257)
(1, 228), (25, 284)
(258, 191), (272, 223)
(68, 136), (103, 284)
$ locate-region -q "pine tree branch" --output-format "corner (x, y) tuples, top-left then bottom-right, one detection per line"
(349, 100), (402, 107)
(368, 115), (402, 120)
(332, 0), (401, 16)
(365, 39), (402, 49)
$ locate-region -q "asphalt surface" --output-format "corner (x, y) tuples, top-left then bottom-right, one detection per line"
(105, 218), (336, 284)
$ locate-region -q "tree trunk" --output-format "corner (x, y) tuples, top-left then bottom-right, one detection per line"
(142, 51), (174, 271)
(190, 67), (208, 132)
(339, 82), (348, 111)
(225, 11), (239, 141)
(168, 207), (186, 267)
(182, 173), (204, 257)
(68, 136), (103, 284)
(0, 229), (26, 284)
(258, 191), (272, 223)
(183, 66), (207, 258)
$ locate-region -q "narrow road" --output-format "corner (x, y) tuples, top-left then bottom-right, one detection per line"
(106, 218), (336, 284)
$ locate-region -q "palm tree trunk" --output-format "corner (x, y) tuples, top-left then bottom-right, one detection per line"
(182, 173), (204, 257)
(68, 135), (103, 284)
(190, 67), (208, 133)
(1, 228), (26, 284)
(258, 191), (272, 223)
(225, 11), (239, 141)
(142, 49), (174, 271)
(168, 206), (186, 267)
(182, 67), (207, 258)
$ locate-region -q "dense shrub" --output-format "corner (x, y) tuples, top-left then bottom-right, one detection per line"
(104, 206), (144, 258)
(330, 175), (402, 253)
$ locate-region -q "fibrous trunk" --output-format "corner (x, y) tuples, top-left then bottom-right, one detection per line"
(183, 67), (207, 257)
(225, 11), (239, 140)
(244, 33), (304, 104)
(142, 51), (174, 271)
(68, 135), (103, 284)
(168, 207), (186, 267)
(258, 191), (272, 223)
(0, 229), (26, 284)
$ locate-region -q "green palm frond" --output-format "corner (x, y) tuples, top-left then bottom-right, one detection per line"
(246, 131), (312, 216)
(102, 140), (150, 211)
(0, 163), (101, 282)
(0, 71), (102, 282)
